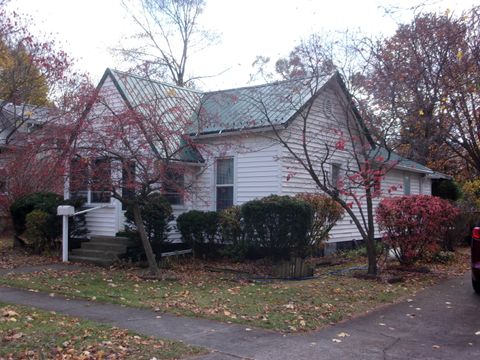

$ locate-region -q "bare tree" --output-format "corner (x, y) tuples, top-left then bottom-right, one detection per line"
(117, 0), (219, 87)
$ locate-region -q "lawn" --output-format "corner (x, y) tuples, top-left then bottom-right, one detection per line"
(0, 302), (206, 359)
(0, 248), (470, 332)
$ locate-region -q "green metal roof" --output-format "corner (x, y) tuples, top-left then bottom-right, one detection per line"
(369, 147), (433, 174)
(192, 77), (330, 134)
(100, 69), (434, 175)
(103, 69), (204, 162)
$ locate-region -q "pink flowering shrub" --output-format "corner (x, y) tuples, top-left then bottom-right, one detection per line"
(376, 195), (459, 265)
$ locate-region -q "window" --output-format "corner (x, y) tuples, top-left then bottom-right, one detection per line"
(121, 161), (136, 210)
(70, 156), (89, 202)
(331, 163), (341, 187)
(216, 158), (234, 211)
(163, 167), (184, 206)
(403, 174), (411, 195)
(419, 177), (423, 194)
(70, 156), (111, 204)
(91, 158), (112, 203)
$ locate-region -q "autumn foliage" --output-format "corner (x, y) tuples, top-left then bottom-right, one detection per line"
(376, 195), (459, 265)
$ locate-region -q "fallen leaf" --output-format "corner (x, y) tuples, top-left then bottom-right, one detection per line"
(332, 338), (342, 343)
(337, 332), (350, 338)
(432, 345), (440, 349)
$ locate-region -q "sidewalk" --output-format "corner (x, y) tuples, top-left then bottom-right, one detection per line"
(1, 270), (479, 359)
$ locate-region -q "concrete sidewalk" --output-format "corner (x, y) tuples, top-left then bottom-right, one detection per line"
(1, 273), (479, 359)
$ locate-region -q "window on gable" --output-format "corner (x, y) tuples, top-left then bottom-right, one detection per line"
(162, 166), (184, 206)
(216, 158), (234, 211)
(403, 174), (411, 195)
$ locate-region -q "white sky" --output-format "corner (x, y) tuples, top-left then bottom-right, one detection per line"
(9, 0), (478, 91)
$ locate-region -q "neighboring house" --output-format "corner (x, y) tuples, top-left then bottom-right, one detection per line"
(70, 68), (438, 253)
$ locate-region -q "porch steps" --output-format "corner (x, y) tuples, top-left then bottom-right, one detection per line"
(69, 236), (134, 266)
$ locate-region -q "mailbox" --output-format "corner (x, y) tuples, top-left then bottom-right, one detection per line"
(57, 205), (75, 216)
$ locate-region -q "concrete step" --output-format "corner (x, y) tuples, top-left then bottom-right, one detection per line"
(70, 248), (118, 259)
(68, 255), (114, 267)
(81, 242), (128, 252)
(90, 235), (136, 246)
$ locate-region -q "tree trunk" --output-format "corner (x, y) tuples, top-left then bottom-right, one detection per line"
(365, 234), (377, 275)
(365, 195), (378, 275)
(132, 203), (159, 277)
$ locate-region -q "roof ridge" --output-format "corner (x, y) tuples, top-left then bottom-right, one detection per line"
(108, 68), (204, 94)
(204, 76), (319, 95)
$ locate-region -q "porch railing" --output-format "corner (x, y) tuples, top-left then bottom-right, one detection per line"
(57, 204), (111, 262)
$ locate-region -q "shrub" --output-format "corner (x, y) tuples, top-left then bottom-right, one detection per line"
(24, 210), (53, 253)
(176, 210), (219, 257)
(376, 195), (459, 265)
(124, 193), (173, 254)
(295, 193), (343, 248)
(433, 179), (462, 201)
(10, 192), (63, 237)
(241, 195), (314, 260)
(10, 192), (88, 253)
(218, 206), (249, 260)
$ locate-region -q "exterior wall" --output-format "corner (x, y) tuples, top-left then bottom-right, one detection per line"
(85, 205), (119, 237)
(193, 133), (282, 211)
(72, 75), (128, 237)
(276, 80), (433, 244)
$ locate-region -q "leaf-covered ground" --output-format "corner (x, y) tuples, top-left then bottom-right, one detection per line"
(0, 247), (470, 332)
(0, 236), (61, 270)
(0, 302), (206, 360)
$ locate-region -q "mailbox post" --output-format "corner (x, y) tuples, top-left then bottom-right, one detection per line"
(57, 205), (75, 262)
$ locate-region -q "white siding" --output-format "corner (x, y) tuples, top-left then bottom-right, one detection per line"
(193, 134), (282, 210)
(276, 80), (433, 244)
(85, 206), (118, 237)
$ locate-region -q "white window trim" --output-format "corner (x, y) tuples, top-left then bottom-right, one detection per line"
(215, 156), (235, 211)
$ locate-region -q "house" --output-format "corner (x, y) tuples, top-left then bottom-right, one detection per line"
(67, 68), (437, 260)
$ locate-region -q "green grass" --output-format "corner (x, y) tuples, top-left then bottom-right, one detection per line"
(0, 302), (206, 359)
(0, 264), (430, 332)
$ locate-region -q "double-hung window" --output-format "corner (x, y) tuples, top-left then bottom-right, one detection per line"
(70, 156), (111, 204)
(331, 163), (341, 187)
(163, 167), (184, 206)
(216, 158), (234, 211)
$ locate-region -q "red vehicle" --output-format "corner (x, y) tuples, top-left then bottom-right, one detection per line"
(472, 227), (480, 294)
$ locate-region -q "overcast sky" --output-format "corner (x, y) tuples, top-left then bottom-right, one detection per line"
(9, 0), (478, 91)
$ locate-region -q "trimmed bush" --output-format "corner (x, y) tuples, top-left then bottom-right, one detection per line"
(10, 192), (88, 253)
(241, 195), (314, 260)
(176, 210), (219, 257)
(295, 193), (344, 249)
(376, 195), (459, 265)
(10, 192), (63, 237)
(124, 193), (173, 255)
(218, 206), (249, 260)
(24, 210), (52, 253)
